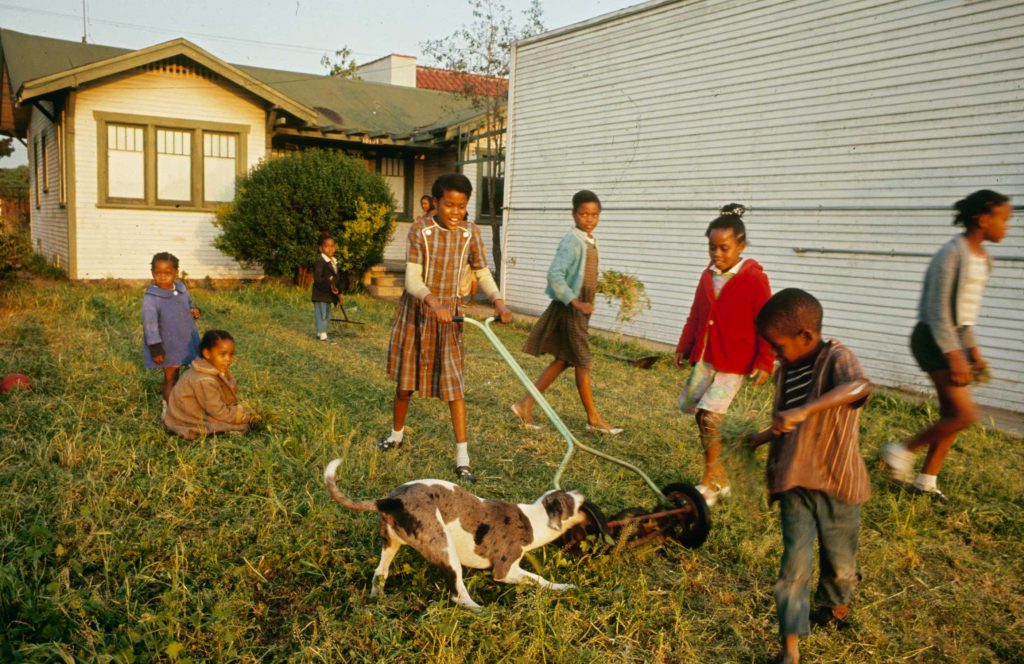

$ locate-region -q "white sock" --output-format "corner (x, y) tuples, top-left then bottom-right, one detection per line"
(914, 473), (937, 491)
(388, 428), (404, 443)
(455, 442), (470, 468)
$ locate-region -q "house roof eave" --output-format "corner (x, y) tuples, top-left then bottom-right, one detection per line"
(17, 37), (318, 125)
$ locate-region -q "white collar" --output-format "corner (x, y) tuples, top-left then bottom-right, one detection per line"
(321, 253), (336, 264)
(429, 218), (467, 233)
(571, 227), (597, 245)
(711, 258), (744, 276)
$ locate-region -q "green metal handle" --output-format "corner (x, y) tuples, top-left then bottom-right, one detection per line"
(460, 316), (666, 500)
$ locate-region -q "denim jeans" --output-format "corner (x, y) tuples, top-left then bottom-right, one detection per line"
(314, 302), (331, 334)
(774, 488), (861, 637)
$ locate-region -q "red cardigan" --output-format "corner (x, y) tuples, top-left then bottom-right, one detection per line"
(676, 259), (775, 375)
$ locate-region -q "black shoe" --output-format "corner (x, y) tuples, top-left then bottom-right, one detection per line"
(377, 436), (404, 451)
(811, 606), (852, 630)
(455, 465), (477, 482)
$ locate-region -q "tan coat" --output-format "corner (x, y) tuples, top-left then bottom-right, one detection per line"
(164, 358), (253, 440)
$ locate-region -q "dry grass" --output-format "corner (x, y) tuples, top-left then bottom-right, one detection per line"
(0, 280), (1021, 662)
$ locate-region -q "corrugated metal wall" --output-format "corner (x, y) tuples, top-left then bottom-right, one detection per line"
(503, 0), (1024, 411)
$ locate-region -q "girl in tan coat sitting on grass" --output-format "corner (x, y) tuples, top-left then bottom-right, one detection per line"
(164, 330), (258, 439)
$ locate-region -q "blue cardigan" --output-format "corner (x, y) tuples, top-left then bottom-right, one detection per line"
(545, 228), (597, 305)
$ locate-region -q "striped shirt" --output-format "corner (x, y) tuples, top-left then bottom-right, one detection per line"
(766, 339), (871, 505)
(956, 253), (989, 327)
(780, 352), (817, 410)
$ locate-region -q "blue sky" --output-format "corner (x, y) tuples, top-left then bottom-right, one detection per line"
(1, 0), (640, 165)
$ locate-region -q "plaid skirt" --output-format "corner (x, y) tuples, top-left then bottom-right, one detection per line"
(523, 300), (592, 368)
(386, 293), (465, 400)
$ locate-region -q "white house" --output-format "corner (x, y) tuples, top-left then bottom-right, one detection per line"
(500, 0), (1024, 412)
(1, 29), (491, 280)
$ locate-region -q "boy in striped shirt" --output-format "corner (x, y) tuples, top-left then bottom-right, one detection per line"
(748, 288), (873, 664)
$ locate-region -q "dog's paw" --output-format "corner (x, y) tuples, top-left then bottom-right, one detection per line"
(549, 582), (576, 592)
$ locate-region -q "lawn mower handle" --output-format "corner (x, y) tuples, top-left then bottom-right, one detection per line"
(457, 315), (667, 501)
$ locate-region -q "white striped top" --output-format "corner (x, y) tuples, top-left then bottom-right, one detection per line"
(956, 253), (989, 327)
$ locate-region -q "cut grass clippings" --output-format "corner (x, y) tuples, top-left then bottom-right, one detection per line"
(0, 280), (1022, 662)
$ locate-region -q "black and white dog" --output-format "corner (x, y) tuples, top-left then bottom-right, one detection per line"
(324, 459), (585, 609)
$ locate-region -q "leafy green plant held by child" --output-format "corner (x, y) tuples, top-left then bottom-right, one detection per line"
(596, 270), (652, 333)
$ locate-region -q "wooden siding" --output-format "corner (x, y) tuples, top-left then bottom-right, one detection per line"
(73, 67), (266, 279)
(503, 0), (1024, 411)
(28, 106), (69, 270)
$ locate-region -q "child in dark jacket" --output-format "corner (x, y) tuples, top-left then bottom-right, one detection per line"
(675, 204), (774, 506)
(312, 236), (341, 341)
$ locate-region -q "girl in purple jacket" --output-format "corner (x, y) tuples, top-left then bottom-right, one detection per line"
(142, 252), (201, 413)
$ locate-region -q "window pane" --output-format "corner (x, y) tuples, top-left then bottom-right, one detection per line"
(381, 158), (405, 213)
(157, 129), (192, 202)
(107, 124), (145, 199)
(203, 132), (237, 202)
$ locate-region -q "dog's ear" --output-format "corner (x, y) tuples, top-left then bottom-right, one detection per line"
(542, 491), (576, 531)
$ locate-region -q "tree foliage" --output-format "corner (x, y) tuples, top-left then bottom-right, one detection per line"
(420, 0), (545, 275)
(421, 0), (543, 82)
(0, 230), (32, 280)
(320, 46), (361, 79)
(0, 165), (29, 198)
(213, 149), (395, 282)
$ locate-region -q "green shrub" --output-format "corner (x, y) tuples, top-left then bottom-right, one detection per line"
(213, 149), (396, 283)
(0, 230), (32, 280)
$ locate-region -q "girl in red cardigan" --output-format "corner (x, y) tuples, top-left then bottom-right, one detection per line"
(675, 204), (774, 506)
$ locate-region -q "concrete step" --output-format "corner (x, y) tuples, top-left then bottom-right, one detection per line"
(371, 274), (404, 288)
(368, 284), (404, 298)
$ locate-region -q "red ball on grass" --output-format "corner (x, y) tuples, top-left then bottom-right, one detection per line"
(1, 373), (31, 393)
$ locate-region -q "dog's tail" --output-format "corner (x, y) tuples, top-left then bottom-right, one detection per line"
(323, 459), (379, 513)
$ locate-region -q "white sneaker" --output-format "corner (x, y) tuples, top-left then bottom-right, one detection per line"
(881, 444), (915, 483)
(696, 482), (731, 508)
(317, 332), (328, 341)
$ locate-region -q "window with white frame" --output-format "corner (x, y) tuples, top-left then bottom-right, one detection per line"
(203, 132), (237, 203)
(381, 157), (405, 214)
(107, 124), (146, 200)
(98, 114), (247, 209)
(156, 128), (192, 202)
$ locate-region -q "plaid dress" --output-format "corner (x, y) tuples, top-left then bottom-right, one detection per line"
(386, 217), (489, 400)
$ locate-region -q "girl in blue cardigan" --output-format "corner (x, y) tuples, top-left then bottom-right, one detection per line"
(512, 190), (621, 434)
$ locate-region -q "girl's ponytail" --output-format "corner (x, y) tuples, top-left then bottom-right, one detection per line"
(953, 190), (1008, 228)
(705, 203), (748, 243)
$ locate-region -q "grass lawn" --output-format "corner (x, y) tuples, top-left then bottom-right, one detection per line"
(1, 279), (1022, 663)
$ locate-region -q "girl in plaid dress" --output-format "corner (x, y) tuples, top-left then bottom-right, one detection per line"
(381, 173), (512, 482)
